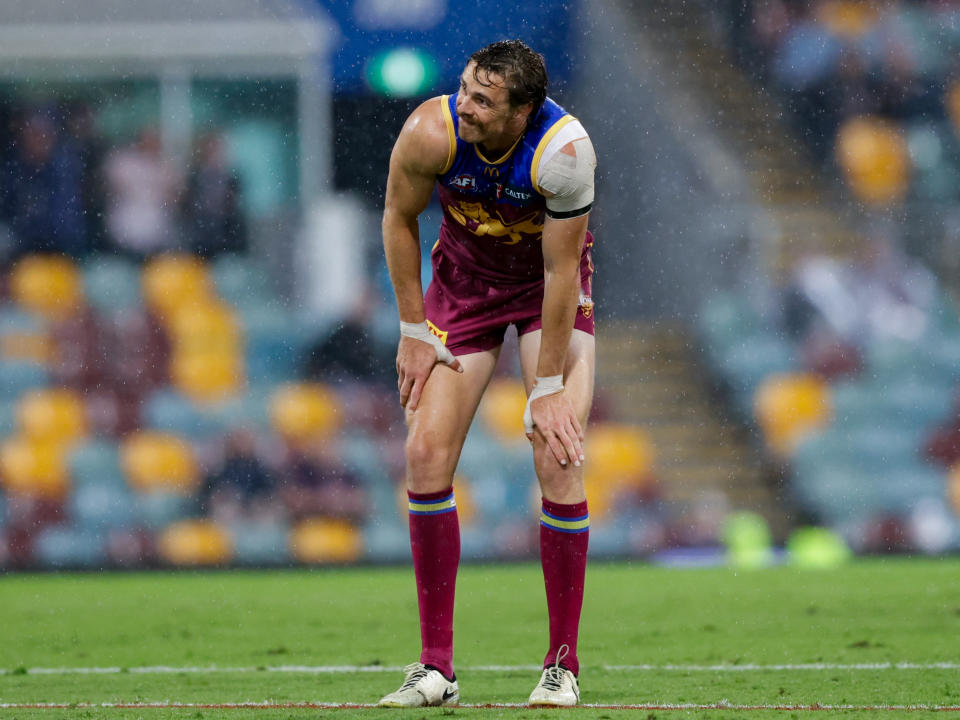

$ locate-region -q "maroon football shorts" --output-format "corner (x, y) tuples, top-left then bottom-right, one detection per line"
(423, 237), (595, 355)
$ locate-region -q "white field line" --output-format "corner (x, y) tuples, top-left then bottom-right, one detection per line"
(2, 702), (960, 711)
(2, 661), (960, 676)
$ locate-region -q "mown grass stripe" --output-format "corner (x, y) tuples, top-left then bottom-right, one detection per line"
(2, 702), (960, 711)
(4, 662), (960, 676)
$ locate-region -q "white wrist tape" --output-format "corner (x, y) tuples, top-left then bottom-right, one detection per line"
(522, 374), (564, 434)
(400, 320), (457, 366)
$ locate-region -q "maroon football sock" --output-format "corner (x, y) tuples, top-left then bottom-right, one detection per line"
(539, 498), (589, 676)
(408, 487), (460, 680)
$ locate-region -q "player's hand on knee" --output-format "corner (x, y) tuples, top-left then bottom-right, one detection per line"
(523, 377), (584, 467)
(397, 322), (463, 410)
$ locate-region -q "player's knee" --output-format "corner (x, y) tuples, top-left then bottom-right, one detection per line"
(405, 428), (455, 488)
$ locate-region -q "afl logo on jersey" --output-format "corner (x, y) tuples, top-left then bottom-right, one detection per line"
(450, 174), (476, 190)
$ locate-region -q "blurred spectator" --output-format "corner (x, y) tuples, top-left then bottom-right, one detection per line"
(103, 127), (182, 261)
(303, 290), (396, 388)
(785, 230), (936, 348)
(182, 132), (248, 259)
(1, 107), (88, 259)
(278, 440), (367, 524)
(64, 101), (108, 254)
(199, 428), (279, 524)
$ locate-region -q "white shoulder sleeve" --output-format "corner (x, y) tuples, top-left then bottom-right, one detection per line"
(536, 119), (597, 217)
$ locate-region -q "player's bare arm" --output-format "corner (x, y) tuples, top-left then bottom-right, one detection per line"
(528, 208), (590, 468)
(383, 98), (463, 411)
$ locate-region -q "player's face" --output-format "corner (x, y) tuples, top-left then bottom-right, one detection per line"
(455, 62), (528, 151)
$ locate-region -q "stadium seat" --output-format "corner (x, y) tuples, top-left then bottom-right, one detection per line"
(135, 490), (193, 530)
(142, 388), (228, 439)
(69, 440), (127, 490)
(210, 253), (274, 309)
(290, 518), (362, 564)
(816, 0), (879, 38)
(141, 254), (215, 321)
(0, 360), (50, 402)
(835, 116), (909, 205)
(48, 308), (107, 391)
(168, 301), (242, 355)
(70, 482), (137, 532)
(120, 431), (200, 494)
(16, 388), (88, 445)
(269, 382), (342, 445)
(9, 255), (85, 320)
(0, 306), (51, 364)
(478, 378), (529, 443)
(169, 349), (245, 404)
(33, 525), (104, 569)
(228, 519), (292, 565)
(753, 373), (831, 457)
(584, 423), (658, 520)
(716, 333), (799, 413)
(242, 303), (313, 384)
(82, 254), (143, 315)
(0, 436), (69, 499)
(157, 519), (233, 566)
(948, 464), (960, 516)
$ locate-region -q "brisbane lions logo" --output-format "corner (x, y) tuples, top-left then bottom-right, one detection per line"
(447, 201), (544, 244)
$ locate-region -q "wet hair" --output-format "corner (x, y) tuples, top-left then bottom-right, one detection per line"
(469, 40), (548, 114)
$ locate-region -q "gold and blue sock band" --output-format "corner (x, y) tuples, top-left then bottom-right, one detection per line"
(409, 491), (457, 516)
(540, 507), (590, 534)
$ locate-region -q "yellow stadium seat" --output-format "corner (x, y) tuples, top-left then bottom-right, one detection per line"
(0, 331), (52, 363)
(948, 464), (960, 517)
(946, 81), (960, 138)
(270, 383), (342, 445)
(836, 116), (909, 205)
(121, 431), (200, 493)
(170, 349), (244, 404)
(9, 255), (84, 320)
(583, 423), (658, 520)
(290, 518), (362, 564)
(754, 373), (832, 457)
(815, 1), (879, 39)
(479, 378), (529, 443)
(168, 301), (242, 355)
(157, 519), (233, 566)
(0, 436), (69, 499)
(141, 254), (215, 321)
(17, 388), (88, 445)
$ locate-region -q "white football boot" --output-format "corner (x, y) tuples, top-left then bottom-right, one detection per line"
(528, 645), (580, 706)
(378, 662), (459, 707)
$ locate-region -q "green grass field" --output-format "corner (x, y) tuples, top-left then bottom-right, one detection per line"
(1, 558), (959, 719)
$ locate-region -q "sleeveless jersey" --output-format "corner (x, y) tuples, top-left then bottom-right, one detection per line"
(435, 93), (589, 284)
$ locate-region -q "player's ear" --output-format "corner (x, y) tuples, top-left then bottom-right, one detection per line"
(513, 102), (535, 123)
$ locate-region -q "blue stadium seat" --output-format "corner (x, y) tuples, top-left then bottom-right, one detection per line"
(0, 361), (50, 402)
(210, 253), (274, 310)
(229, 520), (291, 565)
(143, 388), (227, 439)
(136, 491), (194, 530)
(0, 399), (17, 437)
(69, 440), (127, 490)
(33, 526), (105, 569)
(82, 254), (143, 315)
(242, 303), (314, 383)
(71, 482), (138, 532)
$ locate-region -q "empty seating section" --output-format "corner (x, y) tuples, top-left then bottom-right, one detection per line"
(698, 284), (960, 553)
(0, 252), (667, 568)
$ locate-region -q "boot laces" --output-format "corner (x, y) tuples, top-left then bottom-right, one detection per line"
(399, 663), (430, 690)
(541, 643), (570, 690)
